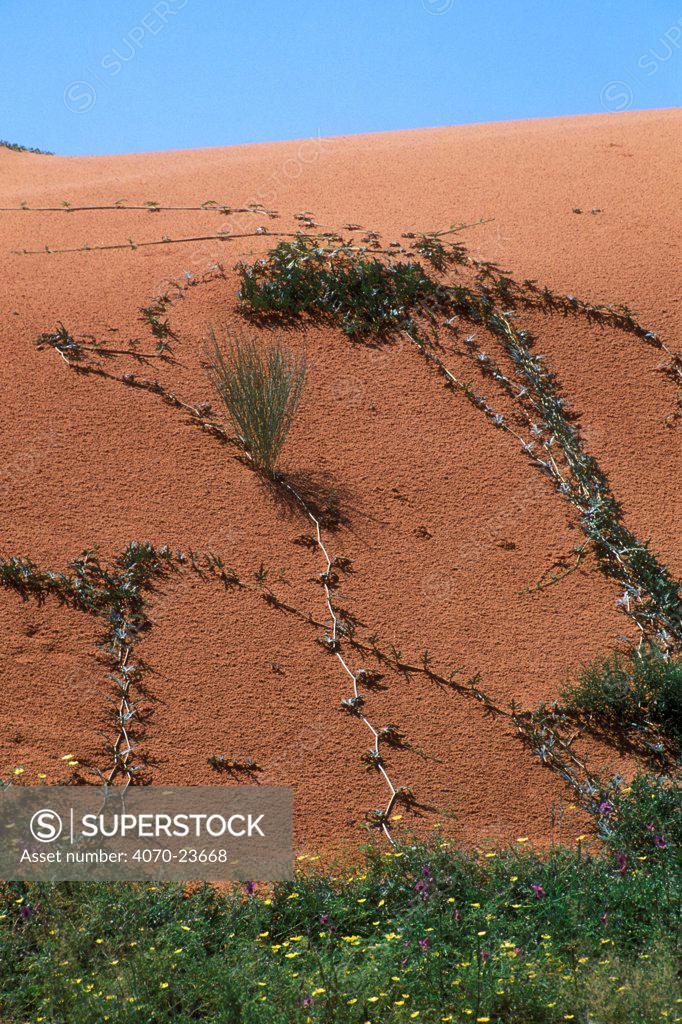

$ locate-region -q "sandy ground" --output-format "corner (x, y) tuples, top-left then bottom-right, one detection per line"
(0, 108), (679, 853)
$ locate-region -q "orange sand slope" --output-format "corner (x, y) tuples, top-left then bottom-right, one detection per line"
(0, 109), (679, 852)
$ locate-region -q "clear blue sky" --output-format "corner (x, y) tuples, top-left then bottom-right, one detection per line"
(3, 0), (680, 155)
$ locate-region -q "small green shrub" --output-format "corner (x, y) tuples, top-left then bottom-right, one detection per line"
(562, 647), (682, 748)
(205, 334), (306, 475)
(596, 773), (681, 859)
(238, 236), (448, 336)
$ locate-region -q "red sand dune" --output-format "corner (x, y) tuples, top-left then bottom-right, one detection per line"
(0, 109), (679, 854)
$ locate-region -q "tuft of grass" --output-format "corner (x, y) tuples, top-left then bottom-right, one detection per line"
(562, 647), (681, 750)
(205, 334), (306, 475)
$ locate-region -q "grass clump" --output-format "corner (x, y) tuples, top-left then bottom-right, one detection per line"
(205, 334), (306, 475)
(562, 647), (682, 751)
(0, 775), (678, 1023)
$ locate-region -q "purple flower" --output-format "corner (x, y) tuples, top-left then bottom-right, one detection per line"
(418, 937), (430, 952)
(615, 853), (628, 876)
(531, 884), (545, 899)
(320, 913), (330, 926)
(600, 911), (608, 925)
(654, 834), (667, 850)
(645, 822), (654, 832)
(302, 996), (313, 1008)
(481, 948), (490, 962)
(598, 801), (614, 817)
(453, 907), (461, 923)
(243, 881), (256, 895)
(415, 879), (430, 900)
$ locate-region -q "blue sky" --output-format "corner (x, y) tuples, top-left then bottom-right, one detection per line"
(3, 0), (681, 155)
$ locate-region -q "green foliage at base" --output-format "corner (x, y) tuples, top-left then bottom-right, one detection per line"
(1, 776), (678, 1024)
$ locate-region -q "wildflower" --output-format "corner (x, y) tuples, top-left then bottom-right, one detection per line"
(654, 834), (667, 849)
(244, 881), (256, 895)
(531, 884), (545, 899)
(418, 937), (430, 952)
(615, 853), (628, 875)
(415, 879), (430, 899)
(598, 801), (614, 817)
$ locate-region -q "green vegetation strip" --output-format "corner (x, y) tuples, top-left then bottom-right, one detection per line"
(0, 777), (678, 1023)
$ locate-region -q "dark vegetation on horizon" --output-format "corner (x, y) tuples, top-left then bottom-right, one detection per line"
(0, 139), (53, 155)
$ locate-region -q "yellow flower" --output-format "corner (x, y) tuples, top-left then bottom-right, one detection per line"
(159, 982), (169, 989)
(312, 988), (325, 996)
(13, 768), (24, 776)
(516, 837), (529, 843)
